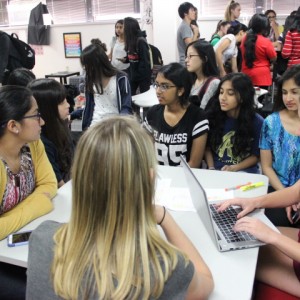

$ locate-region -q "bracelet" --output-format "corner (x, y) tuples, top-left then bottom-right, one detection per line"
(158, 206), (166, 225)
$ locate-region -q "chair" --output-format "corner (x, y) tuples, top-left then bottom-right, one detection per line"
(253, 281), (300, 300)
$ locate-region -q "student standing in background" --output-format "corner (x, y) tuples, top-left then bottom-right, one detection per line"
(108, 19), (130, 73)
(224, 0), (241, 26)
(177, 2), (199, 66)
(123, 17), (152, 95)
(240, 14), (277, 89)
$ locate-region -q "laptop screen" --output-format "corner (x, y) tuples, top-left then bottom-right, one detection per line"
(180, 156), (218, 241)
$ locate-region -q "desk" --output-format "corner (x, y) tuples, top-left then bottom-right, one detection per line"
(45, 71), (80, 84)
(0, 166), (269, 300)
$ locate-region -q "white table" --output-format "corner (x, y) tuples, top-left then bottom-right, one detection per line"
(0, 166), (269, 300)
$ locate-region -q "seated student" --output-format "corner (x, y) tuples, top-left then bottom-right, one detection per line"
(80, 38), (132, 130)
(26, 116), (214, 299)
(143, 63), (209, 168)
(217, 180), (300, 298)
(186, 40), (220, 109)
(0, 85), (56, 299)
(205, 73), (263, 173)
(28, 79), (74, 187)
(259, 65), (300, 227)
(6, 67), (36, 86)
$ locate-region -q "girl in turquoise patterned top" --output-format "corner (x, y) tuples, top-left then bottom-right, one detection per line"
(259, 65), (300, 226)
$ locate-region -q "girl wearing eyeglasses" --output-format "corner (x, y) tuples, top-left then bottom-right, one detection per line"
(186, 40), (220, 109)
(143, 63), (209, 168)
(0, 85), (57, 298)
(28, 79), (74, 188)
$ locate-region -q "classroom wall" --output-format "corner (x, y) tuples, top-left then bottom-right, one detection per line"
(2, 0), (285, 80)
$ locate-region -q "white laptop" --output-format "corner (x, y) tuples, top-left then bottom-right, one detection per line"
(180, 156), (277, 252)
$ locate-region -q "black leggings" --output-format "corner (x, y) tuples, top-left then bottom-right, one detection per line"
(0, 262), (26, 300)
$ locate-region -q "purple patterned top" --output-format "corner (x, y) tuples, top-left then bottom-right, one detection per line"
(0, 145), (35, 215)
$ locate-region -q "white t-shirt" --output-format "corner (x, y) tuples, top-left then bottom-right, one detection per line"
(111, 39), (129, 71)
(214, 34), (237, 63)
(91, 76), (118, 126)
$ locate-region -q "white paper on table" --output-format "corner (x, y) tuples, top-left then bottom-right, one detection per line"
(155, 178), (234, 212)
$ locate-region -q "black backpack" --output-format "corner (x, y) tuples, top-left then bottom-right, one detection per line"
(7, 33), (35, 70)
(148, 44), (163, 82)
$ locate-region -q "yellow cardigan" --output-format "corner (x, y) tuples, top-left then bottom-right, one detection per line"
(0, 139), (57, 240)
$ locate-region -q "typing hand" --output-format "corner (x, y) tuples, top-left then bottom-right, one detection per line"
(234, 216), (279, 244)
(217, 198), (256, 219)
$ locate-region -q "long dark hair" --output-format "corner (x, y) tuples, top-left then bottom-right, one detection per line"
(0, 85), (32, 137)
(244, 14), (270, 68)
(227, 22), (247, 35)
(80, 38), (117, 94)
(273, 65), (300, 111)
(281, 11), (297, 44)
(290, 6), (300, 32)
(28, 79), (73, 177)
(186, 40), (219, 79)
(124, 17), (141, 53)
(157, 63), (193, 107)
(205, 73), (255, 157)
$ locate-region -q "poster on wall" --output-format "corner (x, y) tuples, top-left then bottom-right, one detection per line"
(63, 32), (82, 58)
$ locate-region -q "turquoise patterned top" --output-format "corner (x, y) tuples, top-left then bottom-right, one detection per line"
(259, 112), (300, 187)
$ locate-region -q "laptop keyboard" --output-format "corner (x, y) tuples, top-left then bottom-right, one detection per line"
(209, 204), (256, 243)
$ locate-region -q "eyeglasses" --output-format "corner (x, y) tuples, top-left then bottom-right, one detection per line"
(22, 112), (42, 122)
(268, 15), (276, 19)
(153, 83), (176, 92)
(0, 112), (42, 128)
(185, 54), (200, 60)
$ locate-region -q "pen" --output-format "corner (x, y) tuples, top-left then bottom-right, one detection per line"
(225, 182), (252, 191)
(240, 181), (265, 191)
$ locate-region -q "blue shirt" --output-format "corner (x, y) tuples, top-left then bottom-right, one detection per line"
(259, 112), (300, 187)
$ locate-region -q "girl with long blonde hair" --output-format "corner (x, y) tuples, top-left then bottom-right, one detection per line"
(26, 116), (213, 299)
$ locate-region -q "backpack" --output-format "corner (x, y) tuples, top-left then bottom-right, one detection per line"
(148, 44), (163, 82)
(190, 77), (217, 107)
(7, 33), (35, 70)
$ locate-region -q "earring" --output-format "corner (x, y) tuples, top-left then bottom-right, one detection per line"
(15, 130), (19, 134)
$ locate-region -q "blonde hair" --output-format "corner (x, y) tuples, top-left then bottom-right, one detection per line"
(51, 116), (184, 299)
(224, 0), (240, 21)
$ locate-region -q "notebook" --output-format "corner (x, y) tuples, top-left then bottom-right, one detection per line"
(180, 156), (277, 252)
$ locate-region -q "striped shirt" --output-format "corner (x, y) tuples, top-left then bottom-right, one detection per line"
(144, 104), (209, 166)
(282, 31), (300, 67)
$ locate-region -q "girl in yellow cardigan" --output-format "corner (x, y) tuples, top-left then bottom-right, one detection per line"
(0, 85), (57, 240)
